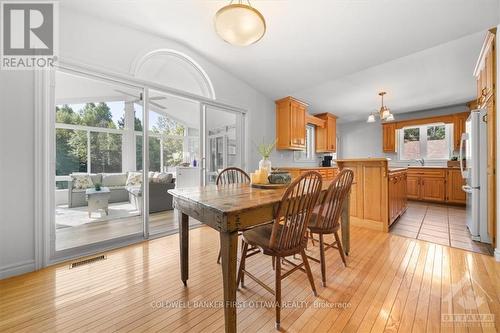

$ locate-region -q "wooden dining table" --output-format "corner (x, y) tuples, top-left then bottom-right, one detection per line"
(168, 180), (351, 333)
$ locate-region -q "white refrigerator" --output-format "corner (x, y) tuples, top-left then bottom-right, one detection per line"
(460, 109), (490, 243)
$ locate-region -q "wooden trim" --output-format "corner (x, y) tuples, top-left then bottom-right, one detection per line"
(467, 99), (479, 110)
(394, 114), (454, 129)
(274, 95), (309, 106)
(474, 28), (497, 77)
(314, 112), (338, 119)
(306, 114), (325, 127)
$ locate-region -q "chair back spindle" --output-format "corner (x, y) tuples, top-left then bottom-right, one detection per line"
(316, 169), (354, 231)
(216, 167), (250, 185)
(269, 171), (322, 252)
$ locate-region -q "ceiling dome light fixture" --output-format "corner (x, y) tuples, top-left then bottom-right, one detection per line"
(214, 0), (266, 46)
(367, 91), (395, 123)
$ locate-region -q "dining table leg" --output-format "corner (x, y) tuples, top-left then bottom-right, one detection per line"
(341, 193), (350, 255)
(219, 230), (239, 333)
(179, 211), (189, 286)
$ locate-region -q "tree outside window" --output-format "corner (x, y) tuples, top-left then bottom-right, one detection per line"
(153, 116), (185, 169)
(56, 103), (123, 175)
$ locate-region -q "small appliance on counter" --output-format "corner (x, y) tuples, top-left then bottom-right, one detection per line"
(322, 155), (333, 167)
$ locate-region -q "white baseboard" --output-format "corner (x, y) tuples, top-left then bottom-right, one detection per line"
(0, 260), (36, 280)
(495, 248), (500, 262)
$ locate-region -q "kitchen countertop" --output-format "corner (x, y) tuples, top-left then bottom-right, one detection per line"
(274, 166), (338, 170)
(388, 167), (408, 172)
(405, 166), (460, 169)
(335, 158), (390, 162)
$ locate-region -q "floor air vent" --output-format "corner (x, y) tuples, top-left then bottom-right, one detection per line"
(70, 255), (106, 268)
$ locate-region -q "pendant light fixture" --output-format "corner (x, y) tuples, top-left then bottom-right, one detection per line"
(214, 0), (266, 46)
(367, 91), (395, 123)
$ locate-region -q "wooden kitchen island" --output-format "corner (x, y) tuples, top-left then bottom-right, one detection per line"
(336, 158), (407, 232)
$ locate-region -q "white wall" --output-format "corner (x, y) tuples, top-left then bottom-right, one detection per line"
(0, 70), (36, 277)
(337, 104), (469, 162)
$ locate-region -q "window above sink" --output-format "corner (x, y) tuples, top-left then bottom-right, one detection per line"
(398, 123), (453, 161)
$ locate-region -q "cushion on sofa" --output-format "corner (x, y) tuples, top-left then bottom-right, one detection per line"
(155, 172), (173, 184)
(150, 172), (160, 182)
(70, 174), (94, 189)
(126, 172), (142, 186)
(102, 173), (127, 187)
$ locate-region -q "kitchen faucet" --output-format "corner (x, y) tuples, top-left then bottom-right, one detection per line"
(414, 158), (425, 166)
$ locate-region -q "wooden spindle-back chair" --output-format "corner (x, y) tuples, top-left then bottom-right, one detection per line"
(237, 171), (322, 329)
(308, 169), (354, 286)
(215, 167), (250, 186)
(216, 167), (251, 264)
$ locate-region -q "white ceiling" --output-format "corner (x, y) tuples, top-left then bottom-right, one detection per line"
(296, 32), (485, 121)
(55, 70), (202, 129)
(61, 0), (499, 120)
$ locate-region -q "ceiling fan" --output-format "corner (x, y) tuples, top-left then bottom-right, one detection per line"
(115, 89), (167, 110)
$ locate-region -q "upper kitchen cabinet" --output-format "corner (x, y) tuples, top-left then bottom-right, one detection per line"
(475, 30), (496, 108)
(382, 122), (396, 153)
(452, 112), (469, 150)
(275, 96), (307, 150)
(315, 113), (337, 153)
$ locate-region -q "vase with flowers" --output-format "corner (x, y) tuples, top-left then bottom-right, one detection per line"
(256, 139), (277, 174)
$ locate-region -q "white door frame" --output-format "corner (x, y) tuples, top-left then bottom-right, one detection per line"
(34, 59), (246, 269)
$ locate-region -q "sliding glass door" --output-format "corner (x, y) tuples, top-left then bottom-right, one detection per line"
(53, 69), (146, 253)
(50, 66), (246, 262)
(203, 105), (244, 184)
(146, 90), (202, 235)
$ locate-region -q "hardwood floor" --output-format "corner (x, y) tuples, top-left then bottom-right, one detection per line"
(1, 225), (499, 332)
(390, 201), (493, 255)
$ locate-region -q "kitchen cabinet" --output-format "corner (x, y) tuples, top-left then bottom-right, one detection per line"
(388, 170), (408, 226)
(406, 168), (446, 202)
(315, 113), (337, 153)
(446, 169), (466, 204)
(406, 175), (420, 200)
(452, 112), (469, 150)
(278, 167), (338, 181)
(336, 159), (391, 232)
(476, 33), (495, 107)
(275, 96), (307, 150)
(382, 123), (396, 153)
(421, 177), (446, 202)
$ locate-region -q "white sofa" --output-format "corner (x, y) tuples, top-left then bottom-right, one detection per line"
(68, 173), (129, 208)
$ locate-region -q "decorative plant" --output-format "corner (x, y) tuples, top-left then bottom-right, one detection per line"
(255, 139), (277, 159)
(94, 182), (102, 191)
